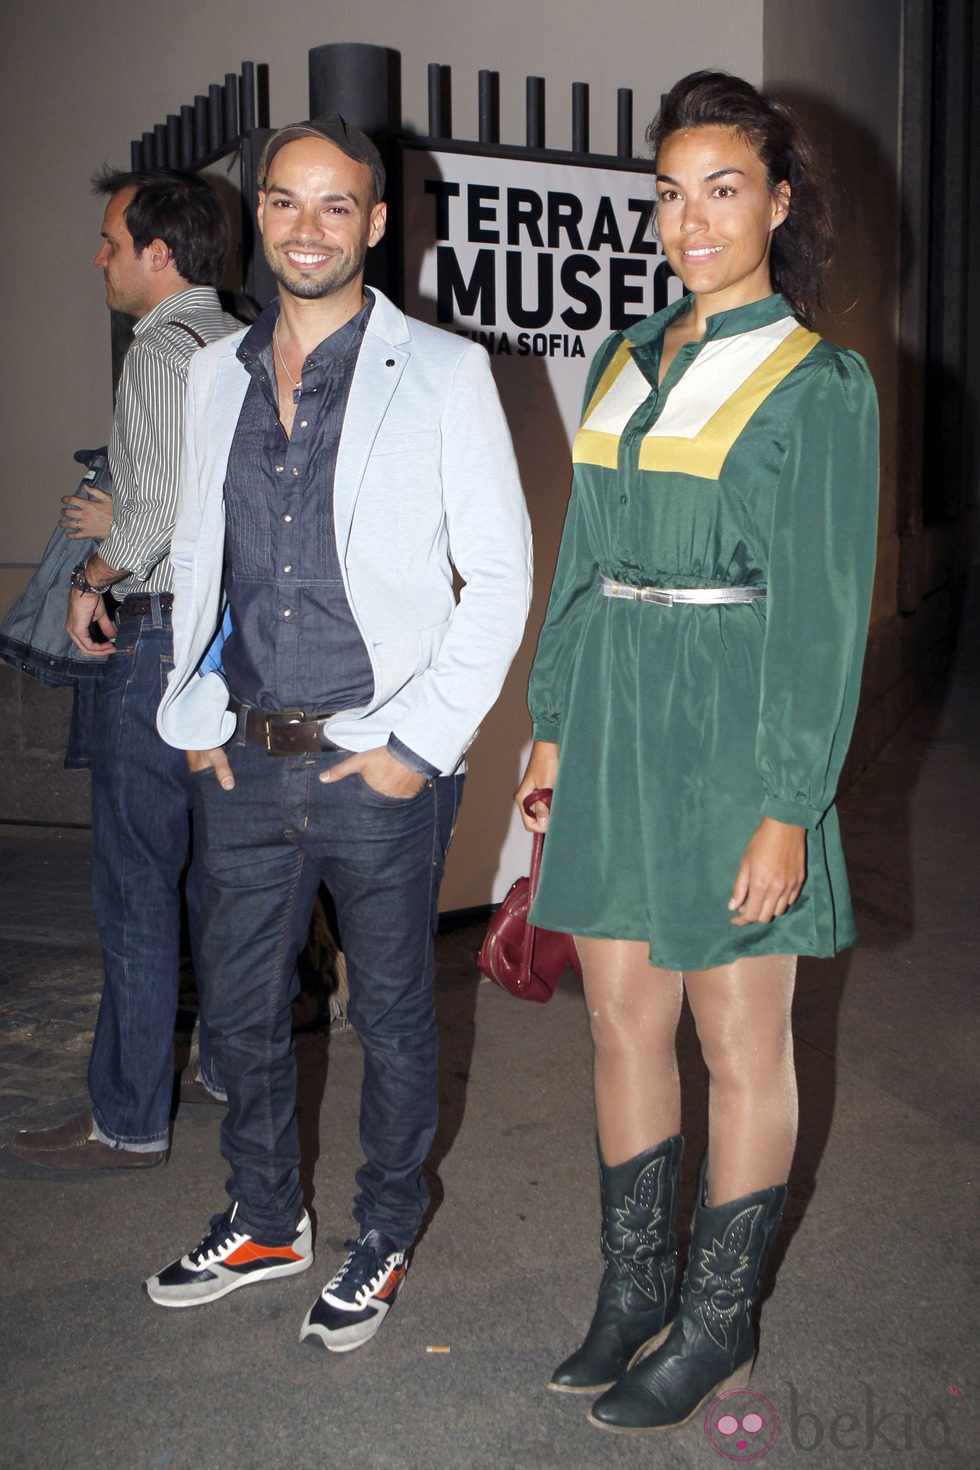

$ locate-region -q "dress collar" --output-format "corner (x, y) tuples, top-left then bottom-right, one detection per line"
(625, 292), (797, 348)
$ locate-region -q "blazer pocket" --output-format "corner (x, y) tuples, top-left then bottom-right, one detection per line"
(368, 429), (440, 459)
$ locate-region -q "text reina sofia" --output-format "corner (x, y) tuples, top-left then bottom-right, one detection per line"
(423, 180), (681, 357)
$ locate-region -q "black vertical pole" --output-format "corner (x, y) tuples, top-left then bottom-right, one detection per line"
(526, 77), (545, 149)
(194, 96), (208, 158)
(478, 70), (500, 144)
(240, 62), (256, 134)
(308, 42), (401, 133)
(179, 105), (194, 167)
(572, 82), (589, 153)
(617, 88), (633, 158)
(223, 73), (239, 145)
(208, 84), (223, 151)
(305, 43), (404, 305)
(428, 62), (452, 139)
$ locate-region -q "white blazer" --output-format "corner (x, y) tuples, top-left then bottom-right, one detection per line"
(157, 289), (532, 775)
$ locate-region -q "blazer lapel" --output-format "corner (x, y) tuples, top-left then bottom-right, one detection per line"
(333, 293), (412, 554)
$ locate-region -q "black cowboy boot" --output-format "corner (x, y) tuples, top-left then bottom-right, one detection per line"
(549, 1134), (683, 1393)
(588, 1166), (786, 1432)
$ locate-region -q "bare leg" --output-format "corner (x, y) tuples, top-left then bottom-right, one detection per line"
(683, 953), (797, 1204)
(575, 936), (683, 1167)
(551, 936), (684, 1394)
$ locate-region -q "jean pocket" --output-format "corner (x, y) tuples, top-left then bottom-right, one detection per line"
(350, 772), (432, 808)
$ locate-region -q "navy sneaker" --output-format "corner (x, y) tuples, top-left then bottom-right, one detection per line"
(145, 1203), (313, 1308)
(300, 1230), (408, 1352)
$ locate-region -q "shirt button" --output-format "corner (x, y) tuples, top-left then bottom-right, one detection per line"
(283, 608), (292, 618)
(299, 420), (308, 428)
(283, 564), (292, 573)
(291, 467), (300, 476)
(283, 514), (292, 523)
(275, 464), (284, 473)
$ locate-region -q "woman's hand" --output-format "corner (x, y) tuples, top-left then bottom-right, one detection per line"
(729, 817), (806, 926)
(515, 741), (560, 833)
(60, 487), (113, 540)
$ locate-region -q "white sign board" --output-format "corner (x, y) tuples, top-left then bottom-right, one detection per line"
(401, 146), (682, 908)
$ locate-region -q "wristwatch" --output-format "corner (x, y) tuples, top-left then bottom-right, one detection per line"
(70, 561), (105, 595)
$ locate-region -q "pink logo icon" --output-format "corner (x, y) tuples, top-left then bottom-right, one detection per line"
(704, 1388), (781, 1461)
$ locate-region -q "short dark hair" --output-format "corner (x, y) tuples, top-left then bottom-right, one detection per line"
(646, 71), (834, 329)
(92, 167), (230, 288)
(258, 115), (386, 205)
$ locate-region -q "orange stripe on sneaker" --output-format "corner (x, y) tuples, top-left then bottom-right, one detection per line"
(225, 1240), (303, 1265)
(376, 1264), (407, 1300)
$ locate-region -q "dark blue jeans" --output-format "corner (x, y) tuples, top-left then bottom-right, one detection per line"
(87, 599), (217, 1150)
(192, 734), (462, 1248)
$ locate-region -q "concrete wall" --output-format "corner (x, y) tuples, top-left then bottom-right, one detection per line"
(765, 0), (978, 778)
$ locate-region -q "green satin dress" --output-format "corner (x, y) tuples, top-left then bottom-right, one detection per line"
(527, 293), (879, 969)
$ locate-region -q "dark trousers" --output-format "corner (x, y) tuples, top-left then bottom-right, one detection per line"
(192, 734), (462, 1247)
(88, 599), (217, 1148)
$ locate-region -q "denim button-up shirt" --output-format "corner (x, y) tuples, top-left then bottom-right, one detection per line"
(221, 299), (374, 715)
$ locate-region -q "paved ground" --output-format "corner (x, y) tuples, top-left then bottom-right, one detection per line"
(0, 586), (977, 1469)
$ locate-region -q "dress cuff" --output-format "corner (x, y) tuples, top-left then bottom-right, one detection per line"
(760, 794), (826, 830)
(531, 719), (562, 743)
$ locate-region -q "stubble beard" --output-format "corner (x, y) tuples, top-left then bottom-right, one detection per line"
(265, 242), (366, 301)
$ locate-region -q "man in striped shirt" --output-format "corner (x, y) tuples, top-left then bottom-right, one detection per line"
(11, 169), (239, 1169)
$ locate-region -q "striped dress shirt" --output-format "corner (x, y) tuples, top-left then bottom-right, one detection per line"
(99, 287), (240, 597)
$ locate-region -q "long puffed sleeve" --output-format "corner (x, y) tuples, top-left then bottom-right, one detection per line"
(756, 349), (879, 827)
(527, 484), (598, 742)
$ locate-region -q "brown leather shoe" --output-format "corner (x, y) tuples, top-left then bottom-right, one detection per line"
(178, 1073), (227, 1107)
(8, 1110), (167, 1170)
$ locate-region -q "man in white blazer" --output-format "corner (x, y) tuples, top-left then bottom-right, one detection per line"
(146, 118), (531, 1352)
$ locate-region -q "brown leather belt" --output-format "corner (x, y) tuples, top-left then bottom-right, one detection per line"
(230, 699), (341, 756)
(117, 593), (174, 620)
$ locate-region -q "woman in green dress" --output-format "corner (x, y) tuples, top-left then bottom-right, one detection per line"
(516, 71), (878, 1434)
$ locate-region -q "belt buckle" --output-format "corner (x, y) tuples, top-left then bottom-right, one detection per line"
(262, 708), (306, 755)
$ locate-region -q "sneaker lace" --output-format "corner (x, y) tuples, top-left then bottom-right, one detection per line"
(326, 1238), (397, 1305)
(188, 1210), (245, 1266)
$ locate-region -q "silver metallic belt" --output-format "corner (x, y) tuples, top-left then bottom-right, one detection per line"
(600, 575), (766, 607)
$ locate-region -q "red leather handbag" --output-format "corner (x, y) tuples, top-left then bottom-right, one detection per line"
(477, 789), (582, 1003)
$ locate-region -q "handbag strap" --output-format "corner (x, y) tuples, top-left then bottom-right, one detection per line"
(521, 787), (552, 903)
(519, 788), (552, 991)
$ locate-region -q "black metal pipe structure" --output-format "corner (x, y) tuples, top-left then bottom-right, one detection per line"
(122, 44), (648, 340)
(128, 61), (268, 173)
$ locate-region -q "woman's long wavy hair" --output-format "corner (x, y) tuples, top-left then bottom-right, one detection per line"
(646, 71), (834, 328)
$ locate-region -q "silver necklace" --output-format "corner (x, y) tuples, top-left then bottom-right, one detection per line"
(273, 319), (302, 391)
